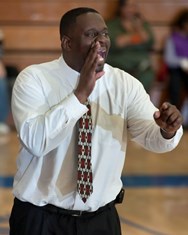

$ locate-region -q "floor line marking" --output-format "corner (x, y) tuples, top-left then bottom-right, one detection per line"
(120, 217), (170, 235)
(1, 175), (188, 188)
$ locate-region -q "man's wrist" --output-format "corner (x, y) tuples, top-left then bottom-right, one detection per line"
(74, 90), (87, 104)
(160, 128), (176, 139)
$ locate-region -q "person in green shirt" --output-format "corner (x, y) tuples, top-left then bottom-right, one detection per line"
(107, 0), (155, 93)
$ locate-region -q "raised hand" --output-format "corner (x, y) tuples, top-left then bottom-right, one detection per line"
(153, 102), (183, 139)
(74, 41), (105, 103)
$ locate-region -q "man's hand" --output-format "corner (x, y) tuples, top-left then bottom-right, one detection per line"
(153, 102), (183, 139)
(74, 42), (105, 104)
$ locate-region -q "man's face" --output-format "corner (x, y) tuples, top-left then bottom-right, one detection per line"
(67, 12), (111, 72)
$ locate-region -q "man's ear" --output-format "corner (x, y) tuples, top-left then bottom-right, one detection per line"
(61, 35), (71, 51)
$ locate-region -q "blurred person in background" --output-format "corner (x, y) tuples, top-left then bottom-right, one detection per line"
(106, 0), (155, 93)
(0, 29), (10, 141)
(164, 9), (188, 128)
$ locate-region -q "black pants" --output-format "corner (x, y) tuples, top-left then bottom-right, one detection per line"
(9, 198), (122, 235)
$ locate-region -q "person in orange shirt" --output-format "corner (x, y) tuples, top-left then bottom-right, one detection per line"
(107, 0), (155, 93)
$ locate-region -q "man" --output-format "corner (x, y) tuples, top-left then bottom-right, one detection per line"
(10, 7), (183, 235)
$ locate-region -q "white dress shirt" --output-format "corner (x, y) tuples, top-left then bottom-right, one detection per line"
(11, 56), (183, 211)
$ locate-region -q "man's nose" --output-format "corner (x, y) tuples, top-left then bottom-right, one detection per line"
(95, 33), (107, 43)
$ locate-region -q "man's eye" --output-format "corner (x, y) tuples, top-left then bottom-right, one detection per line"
(101, 31), (109, 37)
(85, 31), (109, 38)
(86, 32), (97, 38)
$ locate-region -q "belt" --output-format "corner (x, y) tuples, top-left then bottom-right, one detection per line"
(42, 201), (115, 217)
(14, 198), (115, 217)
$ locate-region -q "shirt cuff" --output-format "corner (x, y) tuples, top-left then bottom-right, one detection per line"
(160, 126), (183, 146)
(61, 93), (88, 120)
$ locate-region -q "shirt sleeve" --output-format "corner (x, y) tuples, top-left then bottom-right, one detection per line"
(126, 76), (183, 153)
(11, 67), (88, 157)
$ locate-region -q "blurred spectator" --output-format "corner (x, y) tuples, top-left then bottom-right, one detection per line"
(0, 29), (10, 137)
(106, 0), (155, 93)
(164, 9), (188, 114)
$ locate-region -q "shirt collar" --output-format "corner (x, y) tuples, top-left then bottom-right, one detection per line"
(58, 55), (80, 88)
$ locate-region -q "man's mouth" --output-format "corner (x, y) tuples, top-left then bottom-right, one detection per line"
(96, 48), (106, 72)
(97, 48), (106, 62)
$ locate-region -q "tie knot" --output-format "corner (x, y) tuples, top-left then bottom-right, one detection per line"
(84, 100), (91, 116)
(85, 99), (90, 107)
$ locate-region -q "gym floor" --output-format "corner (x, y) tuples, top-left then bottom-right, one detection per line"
(0, 129), (188, 235)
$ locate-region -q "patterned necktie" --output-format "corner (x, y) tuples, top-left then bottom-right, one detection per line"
(77, 100), (93, 203)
